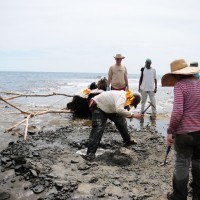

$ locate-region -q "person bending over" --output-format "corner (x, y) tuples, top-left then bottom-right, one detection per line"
(82, 90), (143, 161)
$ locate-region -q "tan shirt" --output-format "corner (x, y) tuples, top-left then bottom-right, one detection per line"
(108, 64), (128, 89)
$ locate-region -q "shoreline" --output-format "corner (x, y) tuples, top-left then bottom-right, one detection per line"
(0, 96), (181, 200)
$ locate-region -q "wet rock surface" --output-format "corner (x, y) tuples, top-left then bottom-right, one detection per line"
(0, 121), (193, 200)
(0, 191), (11, 200)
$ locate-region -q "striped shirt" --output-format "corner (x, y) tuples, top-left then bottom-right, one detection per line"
(167, 79), (200, 135)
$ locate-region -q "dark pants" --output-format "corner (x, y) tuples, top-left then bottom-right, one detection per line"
(171, 131), (200, 200)
(87, 107), (131, 155)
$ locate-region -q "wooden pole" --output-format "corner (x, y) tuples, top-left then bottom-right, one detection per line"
(1, 92), (74, 139)
(24, 114), (32, 140)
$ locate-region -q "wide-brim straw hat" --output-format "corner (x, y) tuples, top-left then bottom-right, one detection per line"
(161, 59), (200, 87)
(114, 54), (125, 59)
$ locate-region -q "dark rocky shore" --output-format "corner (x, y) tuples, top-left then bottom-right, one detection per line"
(0, 119), (193, 200)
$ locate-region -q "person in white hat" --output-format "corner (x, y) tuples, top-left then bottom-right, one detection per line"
(161, 59), (200, 200)
(107, 54), (129, 91)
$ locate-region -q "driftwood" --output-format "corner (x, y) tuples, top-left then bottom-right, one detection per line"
(24, 114), (32, 140)
(5, 118), (27, 133)
(0, 92), (74, 101)
(0, 96), (30, 114)
(0, 92), (74, 140)
(5, 109), (72, 134)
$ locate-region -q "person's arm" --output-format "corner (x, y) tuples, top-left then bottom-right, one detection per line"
(107, 67), (112, 90)
(167, 84), (183, 135)
(124, 73), (129, 91)
(154, 78), (157, 93)
(107, 75), (112, 88)
(154, 69), (157, 93)
(138, 68), (144, 92)
(115, 94), (143, 119)
(167, 134), (174, 146)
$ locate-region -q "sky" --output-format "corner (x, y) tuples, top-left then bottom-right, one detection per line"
(0, 0), (200, 75)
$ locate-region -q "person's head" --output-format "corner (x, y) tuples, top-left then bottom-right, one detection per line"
(97, 77), (108, 91)
(132, 94), (141, 108)
(190, 62), (198, 67)
(114, 54), (125, 65)
(89, 82), (97, 90)
(145, 58), (152, 69)
(161, 59), (200, 87)
(125, 90), (141, 110)
(190, 62), (199, 78)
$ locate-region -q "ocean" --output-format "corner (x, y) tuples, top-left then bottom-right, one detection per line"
(0, 71), (174, 136)
(0, 71), (141, 93)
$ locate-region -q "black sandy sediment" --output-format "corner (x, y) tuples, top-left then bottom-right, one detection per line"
(0, 119), (193, 200)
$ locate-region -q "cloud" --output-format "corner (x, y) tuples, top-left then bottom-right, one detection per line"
(0, 0), (200, 74)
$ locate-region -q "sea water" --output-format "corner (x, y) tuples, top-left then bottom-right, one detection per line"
(0, 71), (174, 135)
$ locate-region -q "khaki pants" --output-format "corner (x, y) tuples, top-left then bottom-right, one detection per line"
(140, 90), (156, 115)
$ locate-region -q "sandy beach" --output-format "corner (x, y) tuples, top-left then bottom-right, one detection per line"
(1, 0), (199, 197)
(0, 108), (194, 200)
(0, 72), (183, 199)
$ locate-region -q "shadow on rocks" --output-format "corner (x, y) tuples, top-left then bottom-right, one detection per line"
(96, 150), (132, 166)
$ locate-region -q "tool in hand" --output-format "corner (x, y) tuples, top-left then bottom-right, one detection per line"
(142, 101), (155, 114)
(129, 101), (155, 122)
(158, 145), (171, 167)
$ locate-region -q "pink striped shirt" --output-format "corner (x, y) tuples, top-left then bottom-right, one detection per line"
(167, 79), (200, 135)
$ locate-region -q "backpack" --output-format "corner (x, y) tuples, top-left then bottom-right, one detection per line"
(139, 67), (145, 85)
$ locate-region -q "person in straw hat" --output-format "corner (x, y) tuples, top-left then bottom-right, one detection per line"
(81, 90), (143, 161)
(107, 54), (129, 91)
(161, 59), (200, 200)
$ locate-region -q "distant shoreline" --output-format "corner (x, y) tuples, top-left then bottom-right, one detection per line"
(0, 71), (164, 78)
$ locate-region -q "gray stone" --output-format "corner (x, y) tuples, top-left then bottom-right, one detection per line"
(0, 192), (11, 200)
(32, 185), (45, 194)
(105, 186), (123, 197)
(30, 169), (38, 177)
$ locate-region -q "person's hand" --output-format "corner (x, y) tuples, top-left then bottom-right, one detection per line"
(167, 134), (174, 146)
(138, 88), (141, 93)
(132, 113), (144, 120)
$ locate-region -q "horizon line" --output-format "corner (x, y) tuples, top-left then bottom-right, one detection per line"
(0, 70), (164, 76)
